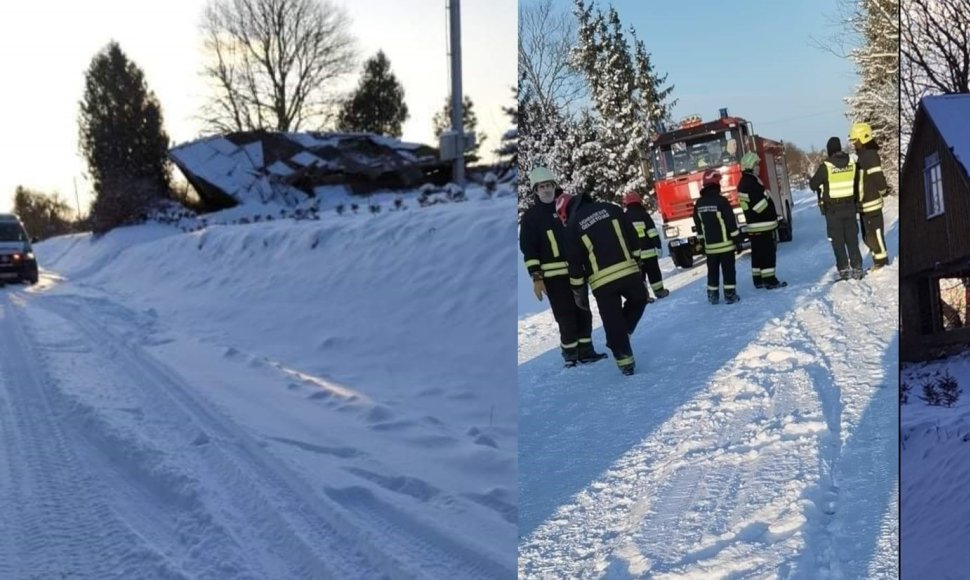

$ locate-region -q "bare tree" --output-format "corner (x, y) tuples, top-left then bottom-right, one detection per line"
(901, 0), (970, 139)
(200, 0), (357, 133)
(518, 0), (586, 114)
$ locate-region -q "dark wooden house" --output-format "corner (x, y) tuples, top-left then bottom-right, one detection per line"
(900, 94), (970, 361)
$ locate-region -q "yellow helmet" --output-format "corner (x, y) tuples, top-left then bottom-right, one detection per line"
(849, 122), (873, 144)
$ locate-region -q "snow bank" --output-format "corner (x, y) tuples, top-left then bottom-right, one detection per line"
(31, 192), (517, 576)
(902, 354), (970, 579)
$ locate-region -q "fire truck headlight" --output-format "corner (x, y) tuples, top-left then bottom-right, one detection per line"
(664, 226), (680, 239)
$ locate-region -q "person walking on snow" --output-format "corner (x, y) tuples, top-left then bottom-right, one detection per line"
(621, 191), (670, 301)
(809, 137), (865, 281)
(849, 122), (890, 270)
(520, 167), (607, 367)
(556, 191), (648, 376)
(737, 152), (786, 289)
(693, 169), (743, 304)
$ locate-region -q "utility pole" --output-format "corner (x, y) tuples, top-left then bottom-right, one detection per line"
(73, 177), (81, 221)
(448, 0), (465, 186)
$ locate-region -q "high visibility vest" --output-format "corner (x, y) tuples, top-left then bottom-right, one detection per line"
(824, 161), (856, 200)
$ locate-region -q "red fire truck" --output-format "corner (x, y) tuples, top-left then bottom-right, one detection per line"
(643, 109), (794, 269)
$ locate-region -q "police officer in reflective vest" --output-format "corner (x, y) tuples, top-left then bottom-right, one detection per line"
(556, 191), (648, 376)
(849, 122), (890, 270)
(520, 167), (607, 367)
(621, 191), (670, 301)
(693, 169), (744, 304)
(810, 137), (864, 280)
(737, 152), (787, 289)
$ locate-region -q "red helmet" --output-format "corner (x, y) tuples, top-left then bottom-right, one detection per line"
(622, 191), (642, 206)
(555, 193), (575, 225)
(702, 169), (722, 187)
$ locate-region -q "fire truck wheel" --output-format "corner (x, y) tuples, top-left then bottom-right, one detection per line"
(778, 202), (794, 242)
(671, 245), (693, 269)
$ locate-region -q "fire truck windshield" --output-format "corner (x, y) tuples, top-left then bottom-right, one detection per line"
(651, 129), (743, 180)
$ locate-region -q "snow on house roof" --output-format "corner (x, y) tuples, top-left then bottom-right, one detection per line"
(923, 94), (970, 178)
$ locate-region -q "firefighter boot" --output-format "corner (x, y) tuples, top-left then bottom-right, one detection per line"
(577, 341), (608, 364)
(561, 345), (579, 368)
(763, 277), (788, 290)
(654, 287), (670, 299)
(724, 290), (741, 304)
(838, 269), (851, 281)
(618, 356), (635, 376)
(851, 268), (866, 280)
(754, 277), (765, 289)
(707, 290), (719, 305)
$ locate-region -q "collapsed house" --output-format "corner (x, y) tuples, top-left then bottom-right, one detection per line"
(169, 131), (452, 210)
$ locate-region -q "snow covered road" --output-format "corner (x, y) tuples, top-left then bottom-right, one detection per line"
(0, 195), (517, 579)
(518, 189), (898, 578)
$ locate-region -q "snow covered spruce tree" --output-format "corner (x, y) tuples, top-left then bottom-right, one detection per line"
(337, 50), (409, 138)
(842, 0), (899, 192)
(78, 41), (171, 234)
(570, 0), (674, 205)
(517, 0), (587, 210)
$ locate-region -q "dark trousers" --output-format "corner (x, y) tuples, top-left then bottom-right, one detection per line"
(826, 203), (863, 271)
(640, 255), (665, 292)
(593, 273), (648, 364)
(750, 232), (777, 282)
(706, 252), (737, 292)
(860, 211), (888, 267)
(546, 275), (593, 348)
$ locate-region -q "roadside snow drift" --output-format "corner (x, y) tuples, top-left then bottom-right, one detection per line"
(518, 189), (898, 579)
(0, 191), (516, 579)
(902, 356), (970, 579)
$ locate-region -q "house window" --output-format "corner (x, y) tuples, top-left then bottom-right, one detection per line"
(937, 276), (970, 331)
(924, 152), (944, 218)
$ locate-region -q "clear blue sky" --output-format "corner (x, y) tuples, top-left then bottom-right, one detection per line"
(558, 0), (859, 152)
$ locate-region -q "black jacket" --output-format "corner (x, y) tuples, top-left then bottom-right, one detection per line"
(738, 171), (778, 233)
(564, 197), (641, 292)
(855, 144), (888, 214)
(519, 195), (569, 280)
(622, 202), (662, 258)
(692, 184), (740, 255)
(809, 151), (856, 208)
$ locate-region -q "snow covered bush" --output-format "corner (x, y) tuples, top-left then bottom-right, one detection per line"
(938, 370), (962, 408)
(921, 380), (942, 406)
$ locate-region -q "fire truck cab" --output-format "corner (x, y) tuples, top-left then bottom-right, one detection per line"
(643, 109), (794, 269)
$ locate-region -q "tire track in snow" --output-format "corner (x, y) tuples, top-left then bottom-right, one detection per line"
(38, 293), (507, 579)
(34, 294), (388, 579)
(0, 293), (185, 580)
(518, 274), (895, 579)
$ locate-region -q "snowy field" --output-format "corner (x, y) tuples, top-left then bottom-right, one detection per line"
(518, 188), (898, 578)
(0, 191), (517, 578)
(901, 354), (970, 580)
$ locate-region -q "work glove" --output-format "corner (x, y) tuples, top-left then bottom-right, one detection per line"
(531, 272), (546, 301)
(734, 237), (744, 255)
(572, 285), (590, 311)
(818, 202), (826, 216)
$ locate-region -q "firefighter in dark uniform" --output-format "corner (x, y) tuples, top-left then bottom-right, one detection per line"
(693, 169), (743, 304)
(621, 191), (670, 301)
(737, 152), (786, 289)
(849, 122), (890, 270)
(556, 191), (648, 376)
(809, 137), (864, 280)
(520, 167), (607, 367)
